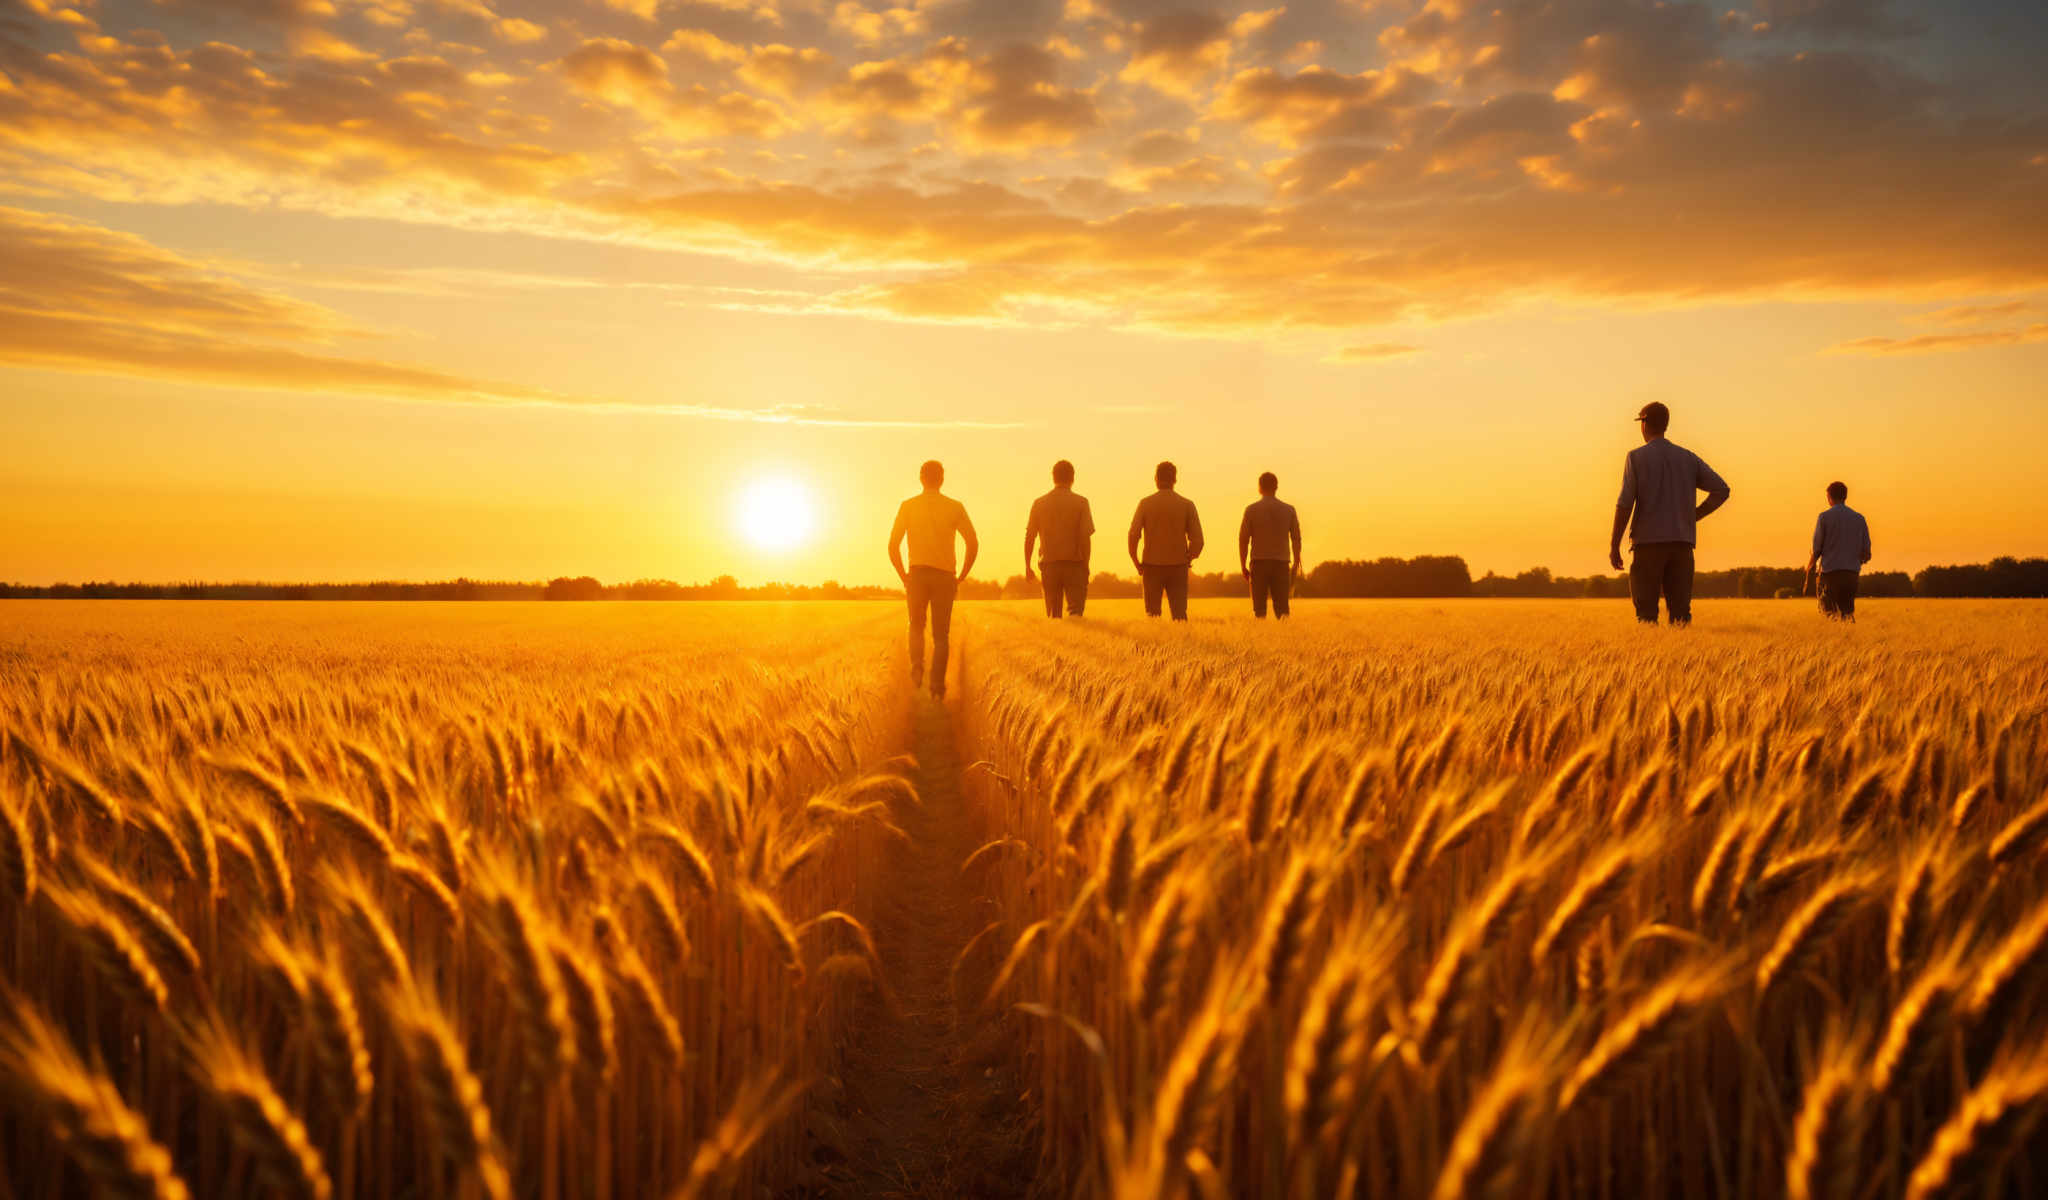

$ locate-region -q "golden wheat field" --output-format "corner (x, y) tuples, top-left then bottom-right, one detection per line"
(2, 598), (2046, 1200)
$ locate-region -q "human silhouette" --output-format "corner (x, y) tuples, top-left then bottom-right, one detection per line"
(1238, 471), (1301, 619)
(1805, 480), (1872, 621)
(1128, 461), (1203, 621)
(1608, 402), (1730, 626)
(1024, 460), (1093, 619)
(887, 460), (977, 699)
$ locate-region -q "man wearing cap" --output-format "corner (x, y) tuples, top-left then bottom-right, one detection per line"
(1129, 461), (1203, 621)
(1608, 403), (1731, 626)
(888, 460), (978, 700)
(1805, 480), (1872, 621)
(1025, 460), (1094, 618)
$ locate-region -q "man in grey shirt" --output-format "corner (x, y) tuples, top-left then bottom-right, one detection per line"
(1608, 402), (1731, 625)
(1805, 480), (1872, 621)
(1128, 460), (1203, 620)
(1238, 471), (1301, 619)
(1024, 459), (1094, 618)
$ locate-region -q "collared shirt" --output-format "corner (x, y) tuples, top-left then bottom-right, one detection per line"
(891, 492), (975, 572)
(1813, 504), (1872, 573)
(1130, 489), (1204, 566)
(1617, 438), (1730, 546)
(1239, 495), (1301, 563)
(1027, 487), (1094, 563)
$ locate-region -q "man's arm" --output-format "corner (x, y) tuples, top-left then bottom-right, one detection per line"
(1079, 499), (1093, 567)
(1186, 503), (1204, 561)
(1609, 456), (1634, 570)
(1694, 458), (1731, 521)
(1290, 508), (1303, 574)
(957, 508), (979, 582)
(1128, 503), (1144, 568)
(1023, 502), (1039, 580)
(1806, 515), (1823, 593)
(1238, 508), (1252, 578)
(1861, 516), (1872, 565)
(887, 508), (909, 583)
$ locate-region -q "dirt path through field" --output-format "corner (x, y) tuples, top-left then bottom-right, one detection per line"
(795, 691), (1038, 1199)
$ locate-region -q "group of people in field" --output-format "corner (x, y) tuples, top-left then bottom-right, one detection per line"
(885, 400), (1874, 700)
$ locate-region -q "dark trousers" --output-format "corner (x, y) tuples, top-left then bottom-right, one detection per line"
(1629, 542), (1695, 625)
(1140, 564), (1190, 620)
(1038, 561), (1088, 618)
(1819, 570), (1859, 620)
(905, 566), (956, 687)
(1250, 560), (1292, 618)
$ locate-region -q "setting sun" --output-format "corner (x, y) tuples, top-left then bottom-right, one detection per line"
(735, 476), (817, 553)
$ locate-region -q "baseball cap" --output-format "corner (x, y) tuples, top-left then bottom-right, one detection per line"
(1634, 402), (1669, 424)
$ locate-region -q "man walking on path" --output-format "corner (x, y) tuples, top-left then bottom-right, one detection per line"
(1238, 471), (1302, 619)
(1806, 480), (1872, 621)
(888, 460), (978, 700)
(1024, 460), (1094, 619)
(1128, 461), (1203, 621)
(1608, 402), (1731, 626)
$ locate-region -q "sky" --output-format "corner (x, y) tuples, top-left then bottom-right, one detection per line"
(1, 0), (2045, 587)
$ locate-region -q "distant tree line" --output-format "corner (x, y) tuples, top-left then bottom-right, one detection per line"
(5, 557), (2044, 600)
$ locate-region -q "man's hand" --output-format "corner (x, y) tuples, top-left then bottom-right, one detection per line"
(1608, 546), (1625, 571)
(896, 569), (909, 586)
(1803, 573), (1814, 596)
(1025, 566), (1036, 582)
(1240, 565), (1251, 580)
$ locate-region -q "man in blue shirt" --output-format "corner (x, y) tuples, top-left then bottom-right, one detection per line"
(1805, 480), (1872, 621)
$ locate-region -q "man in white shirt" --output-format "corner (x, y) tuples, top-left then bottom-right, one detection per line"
(1805, 480), (1873, 621)
(887, 460), (978, 699)
(1608, 402), (1731, 626)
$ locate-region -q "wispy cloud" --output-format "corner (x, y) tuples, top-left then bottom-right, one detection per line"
(1829, 324), (2048, 356)
(1328, 343), (1423, 363)
(1905, 300), (2037, 327)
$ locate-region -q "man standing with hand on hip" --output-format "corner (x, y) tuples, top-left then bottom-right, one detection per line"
(888, 460), (978, 700)
(1806, 480), (1872, 621)
(1609, 402), (1731, 626)
(1238, 471), (1301, 619)
(1025, 459), (1093, 618)
(1128, 461), (1203, 621)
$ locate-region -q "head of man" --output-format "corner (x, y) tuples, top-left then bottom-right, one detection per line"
(1827, 480), (1848, 505)
(919, 460), (944, 490)
(1052, 460), (1074, 488)
(1635, 402), (1670, 442)
(1258, 471), (1278, 496)
(1155, 461), (1178, 490)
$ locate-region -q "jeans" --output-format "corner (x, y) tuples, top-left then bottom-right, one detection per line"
(1249, 560), (1292, 618)
(905, 566), (956, 688)
(1038, 561), (1088, 618)
(1629, 542), (1694, 625)
(1819, 569), (1859, 620)
(1141, 564), (1190, 620)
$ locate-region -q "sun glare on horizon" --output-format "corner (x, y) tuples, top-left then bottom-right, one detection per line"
(735, 476), (818, 553)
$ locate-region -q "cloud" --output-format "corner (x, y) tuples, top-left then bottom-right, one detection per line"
(0, 205), (1025, 424)
(1328, 342), (1422, 362)
(0, 0), (2043, 349)
(1828, 324), (2048, 356)
(1906, 299), (2036, 327)
(558, 37), (790, 136)
(0, 206), (559, 402)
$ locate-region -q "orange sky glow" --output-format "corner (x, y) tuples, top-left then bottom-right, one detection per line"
(2, 0), (2045, 586)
